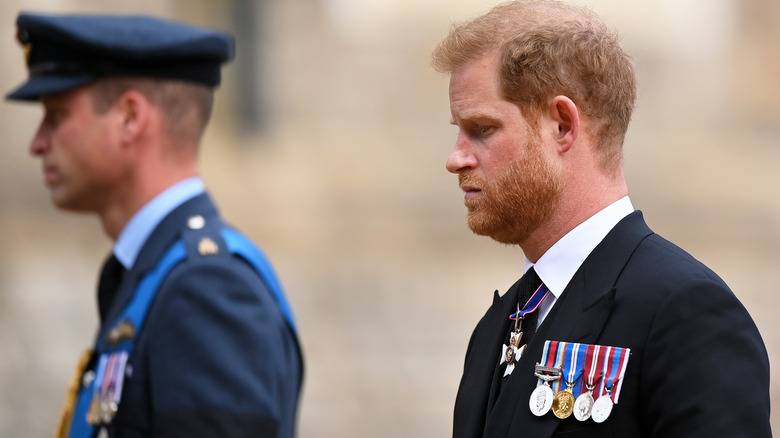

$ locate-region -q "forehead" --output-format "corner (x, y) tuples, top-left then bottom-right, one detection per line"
(448, 52), (518, 122)
(40, 85), (92, 107)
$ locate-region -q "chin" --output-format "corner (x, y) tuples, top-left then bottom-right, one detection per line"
(467, 215), (527, 245)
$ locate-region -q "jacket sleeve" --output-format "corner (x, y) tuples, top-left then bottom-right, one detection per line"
(641, 276), (771, 438)
(144, 256), (301, 438)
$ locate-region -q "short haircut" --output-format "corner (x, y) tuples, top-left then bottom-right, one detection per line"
(432, 0), (636, 172)
(90, 77), (215, 148)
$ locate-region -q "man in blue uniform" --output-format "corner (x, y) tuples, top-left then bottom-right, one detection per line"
(432, 1), (771, 437)
(6, 12), (303, 438)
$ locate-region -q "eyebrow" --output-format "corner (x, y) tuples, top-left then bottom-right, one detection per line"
(450, 111), (497, 125)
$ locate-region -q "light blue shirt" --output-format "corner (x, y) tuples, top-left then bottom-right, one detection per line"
(114, 177), (205, 269)
(527, 196), (635, 325)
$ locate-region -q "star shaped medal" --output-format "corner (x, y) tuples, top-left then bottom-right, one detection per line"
(500, 304), (527, 377)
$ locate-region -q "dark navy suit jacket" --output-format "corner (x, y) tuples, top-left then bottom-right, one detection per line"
(453, 211), (771, 438)
(98, 193), (303, 438)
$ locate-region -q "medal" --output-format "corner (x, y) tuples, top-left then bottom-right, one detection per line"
(86, 352), (128, 426)
(591, 392), (613, 423)
(552, 383), (575, 419)
(552, 342), (585, 419)
(573, 344), (604, 421)
(573, 389), (595, 421)
(500, 304), (524, 377)
(531, 341), (631, 423)
(529, 340), (563, 416)
(500, 283), (550, 376)
(529, 364), (561, 416)
(592, 346), (630, 423)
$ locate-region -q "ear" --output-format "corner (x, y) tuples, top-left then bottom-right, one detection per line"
(549, 95), (579, 153)
(114, 90), (151, 146)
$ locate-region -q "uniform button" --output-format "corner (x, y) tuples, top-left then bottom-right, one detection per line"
(187, 215), (205, 230)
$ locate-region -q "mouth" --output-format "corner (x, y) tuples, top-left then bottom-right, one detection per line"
(460, 185), (482, 200)
(42, 165), (57, 185)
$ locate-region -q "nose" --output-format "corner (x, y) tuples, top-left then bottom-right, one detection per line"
(29, 122), (50, 157)
(445, 133), (477, 174)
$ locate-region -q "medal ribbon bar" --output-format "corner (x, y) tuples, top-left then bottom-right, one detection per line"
(531, 341), (631, 421)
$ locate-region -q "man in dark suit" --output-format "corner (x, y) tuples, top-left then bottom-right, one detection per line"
(431, 1), (771, 437)
(6, 12), (302, 438)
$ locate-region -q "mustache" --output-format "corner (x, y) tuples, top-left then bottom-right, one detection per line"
(458, 171), (484, 190)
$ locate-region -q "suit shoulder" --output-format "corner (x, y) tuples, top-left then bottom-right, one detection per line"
(628, 232), (728, 287)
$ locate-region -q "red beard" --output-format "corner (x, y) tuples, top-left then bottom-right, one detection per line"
(459, 140), (562, 245)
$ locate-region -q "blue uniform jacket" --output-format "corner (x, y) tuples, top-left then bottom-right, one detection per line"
(96, 193), (303, 437)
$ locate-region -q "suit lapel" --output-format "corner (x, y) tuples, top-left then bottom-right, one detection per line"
(454, 281), (521, 438)
(483, 211), (652, 437)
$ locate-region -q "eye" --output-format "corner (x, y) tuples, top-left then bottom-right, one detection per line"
(473, 125), (494, 137)
(43, 107), (64, 127)
(43, 110), (58, 126)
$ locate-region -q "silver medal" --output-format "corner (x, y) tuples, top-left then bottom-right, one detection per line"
(529, 384), (554, 416)
(591, 395), (613, 423)
(529, 364), (562, 417)
(573, 392), (594, 421)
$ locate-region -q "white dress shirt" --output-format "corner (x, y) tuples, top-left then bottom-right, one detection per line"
(526, 196), (635, 326)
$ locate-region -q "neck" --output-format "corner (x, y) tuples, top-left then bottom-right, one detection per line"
(99, 164), (199, 240)
(521, 170), (627, 262)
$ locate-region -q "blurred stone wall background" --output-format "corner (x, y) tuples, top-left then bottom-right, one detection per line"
(0, 0), (777, 436)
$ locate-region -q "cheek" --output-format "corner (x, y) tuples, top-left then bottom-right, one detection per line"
(483, 139), (524, 175)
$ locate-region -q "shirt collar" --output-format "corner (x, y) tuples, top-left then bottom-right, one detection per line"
(114, 177), (205, 269)
(524, 196), (634, 299)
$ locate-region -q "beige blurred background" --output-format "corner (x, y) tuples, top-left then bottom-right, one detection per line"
(1, 0), (777, 436)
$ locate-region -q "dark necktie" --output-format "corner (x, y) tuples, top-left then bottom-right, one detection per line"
(498, 267), (543, 392)
(517, 267), (543, 346)
(97, 254), (125, 323)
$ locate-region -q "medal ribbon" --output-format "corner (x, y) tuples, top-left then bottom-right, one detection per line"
(579, 344), (596, 395)
(598, 346), (614, 398)
(551, 341), (568, 393)
(598, 346), (630, 403)
(509, 283), (550, 321)
(581, 344), (607, 397)
(564, 342), (587, 396)
(535, 340), (560, 388)
(610, 347), (630, 404)
(542, 340), (558, 368)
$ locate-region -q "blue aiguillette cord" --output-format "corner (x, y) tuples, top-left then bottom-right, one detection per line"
(69, 228), (296, 438)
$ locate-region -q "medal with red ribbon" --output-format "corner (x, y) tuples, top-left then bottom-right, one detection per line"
(591, 345), (630, 423)
(531, 340), (630, 422)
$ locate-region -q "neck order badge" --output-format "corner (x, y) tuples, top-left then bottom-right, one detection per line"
(500, 281), (550, 377)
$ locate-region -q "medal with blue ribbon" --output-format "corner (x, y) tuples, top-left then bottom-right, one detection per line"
(552, 342), (586, 419)
(500, 283), (550, 377)
(531, 341), (630, 422)
(573, 344), (605, 421)
(591, 345), (630, 423)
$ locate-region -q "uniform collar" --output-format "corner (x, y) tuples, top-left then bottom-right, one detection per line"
(114, 177), (205, 269)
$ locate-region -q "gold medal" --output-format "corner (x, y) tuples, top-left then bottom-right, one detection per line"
(551, 385), (575, 419)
